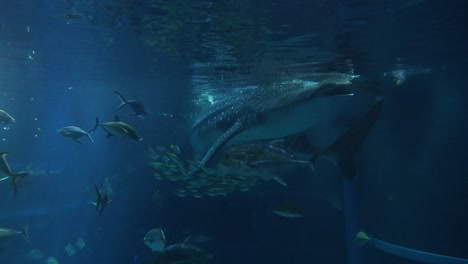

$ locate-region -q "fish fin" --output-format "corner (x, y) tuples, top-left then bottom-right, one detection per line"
(268, 139), (286, 147)
(0, 152), (12, 174)
(73, 138), (82, 144)
(199, 119), (244, 169)
(326, 99), (383, 179)
(160, 229), (167, 245)
(334, 153), (356, 179)
(106, 133), (113, 138)
(114, 115), (120, 122)
(94, 185), (101, 211)
(21, 224), (30, 242)
(88, 202), (97, 206)
(308, 161), (317, 178)
(183, 235), (193, 245)
(114, 91), (127, 110)
(12, 172), (27, 196)
(88, 117), (99, 133)
(88, 134), (94, 143)
(272, 176), (288, 187)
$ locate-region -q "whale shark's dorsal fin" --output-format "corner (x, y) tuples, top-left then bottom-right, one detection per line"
(198, 119), (245, 169)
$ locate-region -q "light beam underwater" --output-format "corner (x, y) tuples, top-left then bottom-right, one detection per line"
(356, 231), (468, 264)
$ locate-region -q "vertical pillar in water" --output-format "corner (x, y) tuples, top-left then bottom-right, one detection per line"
(343, 178), (362, 264)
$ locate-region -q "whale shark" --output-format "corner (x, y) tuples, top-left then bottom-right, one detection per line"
(191, 74), (359, 169)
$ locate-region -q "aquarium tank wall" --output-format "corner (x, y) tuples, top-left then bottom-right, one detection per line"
(0, 1), (467, 264)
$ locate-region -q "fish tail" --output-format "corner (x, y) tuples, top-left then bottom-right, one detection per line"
(12, 172), (28, 196)
(88, 117), (99, 134)
(21, 224), (30, 242)
(307, 148), (322, 177)
(113, 91), (127, 110)
(325, 98), (383, 179)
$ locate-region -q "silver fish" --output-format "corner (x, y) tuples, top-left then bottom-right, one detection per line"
(272, 203), (304, 218)
(114, 91), (149, 117)
(144, 227), (166, 252)
(57, 118), (99, 143)
(0, 110), (15, 124)
(154, 236), (212, 264)
(0, 224), (29, 247)
(97, 116), (142, 141)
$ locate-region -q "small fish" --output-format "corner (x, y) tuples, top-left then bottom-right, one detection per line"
(0, 109), (15, 124)
(144, 227), (166, 252)
(57, 118), (99, 143)
(156, 146), (166, 152)
(97, 116), (142, 141)
(90, 182), (111, 216)
(26, 249), (44, 260)
(154, 236), (212, 264)
(0, 224), (29, 247)
(64, 242), (76, 256)
(114, 91), (149, 117)
(272, 203), (304, 218)
(45, 257), (59, 264)
(170, 144), (181, 154)
(75, 238), (86, 250)
(0, 153), (28, 195)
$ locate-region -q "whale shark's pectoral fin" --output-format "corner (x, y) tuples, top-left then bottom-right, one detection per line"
(199, 119), (245, 168)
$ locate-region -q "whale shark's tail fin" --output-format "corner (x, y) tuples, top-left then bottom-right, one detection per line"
(310, 98), (383, 179)
(330, 99), (383, 179)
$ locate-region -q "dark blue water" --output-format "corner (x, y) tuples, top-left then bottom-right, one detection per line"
(0, 0), (467, 263)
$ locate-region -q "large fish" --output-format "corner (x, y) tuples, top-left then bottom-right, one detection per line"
(0, 224), (29, 247)
(0, 153), (27, 195)
(272, 203), (305, 218)
(114, 91), (149, 117)
(191, 75), (357, 170)
(217, 141), (314, 186)
(97, 116), (142, 141)
(57, 118), (99, 143)
(0, 110), (15, 124)
(154, 236), (212, 264)
(90, 180), (112, 216)
(217, 98), (383, 181)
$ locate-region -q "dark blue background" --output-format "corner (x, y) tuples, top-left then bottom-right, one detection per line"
(0, 1), (467, 264)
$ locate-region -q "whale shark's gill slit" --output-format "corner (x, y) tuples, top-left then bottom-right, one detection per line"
(199, 119), (244, 168)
